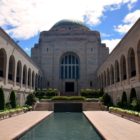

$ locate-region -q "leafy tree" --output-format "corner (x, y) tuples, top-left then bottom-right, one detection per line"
(10, 90), (16, 108)
(102, 93), (113, 107)
(0, 87), (5, 110)
(25, 93), (36, 106)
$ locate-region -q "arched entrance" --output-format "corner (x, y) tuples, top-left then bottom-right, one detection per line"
(60, 52), (80, 95)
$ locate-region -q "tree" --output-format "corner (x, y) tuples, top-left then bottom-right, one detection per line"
(0, 87), (5, 110)
(25, 93), (36, 106)
(10, 90), (16, 108)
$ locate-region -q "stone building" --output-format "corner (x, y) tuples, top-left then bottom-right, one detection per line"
(1, 18), (140, 105)
(0, 28), (41, 105)
(31, 20), (109, 95)
(97, 18), (140, 104)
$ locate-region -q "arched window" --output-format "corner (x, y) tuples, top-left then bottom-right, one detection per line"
(115, 60), (120, 82)
(120, 55), (127, 80)
(0, 48), (7, 78)
(60, 53), (79, 79)
(8, 55), (15, 81)
(16, 61), (22, 83)
(128, 48), (136, 77)
(110, 65), (114, 84)
(23, 65), (27, 85)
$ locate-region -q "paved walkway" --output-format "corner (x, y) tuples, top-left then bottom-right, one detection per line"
(0, 111), (53, 140)
(84, 111), (140, 140)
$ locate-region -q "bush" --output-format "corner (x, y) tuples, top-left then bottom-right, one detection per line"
(25, 93), (36, 106)
(10, 90), (16, 108)
(34, 88), (58, 99)
(34, 90), (46, 99)
(102, 93), (113, 107)
(0, 87), (5, 110)
(109, 107), (140, 117)
(80, 89), (101, 98)
(131, 98), (140, 111)
(46, 88), (58, 97)
(51, 96), (86, 101)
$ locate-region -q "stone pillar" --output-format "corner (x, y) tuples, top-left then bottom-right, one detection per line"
(26, 68), (28, 89)
(5, 56), (9, 85)
(30, 71), (32, 89)
(20, 65), (23, 88)
(126, 54), (130, 84)
(135, 50), (139, 81)
(14, 61), (17, 86)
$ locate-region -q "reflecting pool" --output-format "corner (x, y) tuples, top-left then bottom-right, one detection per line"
(20, 113), (103, 140)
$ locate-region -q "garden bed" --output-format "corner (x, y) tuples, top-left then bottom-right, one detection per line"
(109, 107), (140, 123)
(0, 107), (32, 120)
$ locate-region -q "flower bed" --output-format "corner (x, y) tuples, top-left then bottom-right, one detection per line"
(109, 107), (140, 122)
(0, 107), (32, 120)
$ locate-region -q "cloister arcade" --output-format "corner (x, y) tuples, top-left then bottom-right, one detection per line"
(0, 48), (41, 89)
(97, 18), (140, 103)
(98, 47), (138, 88)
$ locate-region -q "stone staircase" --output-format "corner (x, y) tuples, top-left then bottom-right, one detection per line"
(83, 102), (105, 111)
(35, 102), (53, 111)
(35, 101), (106, 111)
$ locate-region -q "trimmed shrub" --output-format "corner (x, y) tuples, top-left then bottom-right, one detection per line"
(0, 87), (5, 110)
(51, 96), (86, 101)
(80, 88), (101, 98)
(102, 93), (113, 107)
(10, 90), (16, 108)
(34, 88), (58, 99)
(131, 98), (140, 111)
(34, 90), (46, 99)
(25, 93), (36, 106)
(46, 88), (58, 97)
(130, 88), (137, 103)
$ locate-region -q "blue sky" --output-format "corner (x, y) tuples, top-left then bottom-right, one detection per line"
(0, 0), (140, 55)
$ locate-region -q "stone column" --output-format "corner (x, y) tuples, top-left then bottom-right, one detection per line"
(26, 68), (28, 89)
(14, 61), (17, 86)
(5, 56), (9, 85)
(135, 50), (139, 81)
(20, 65), (23, 88)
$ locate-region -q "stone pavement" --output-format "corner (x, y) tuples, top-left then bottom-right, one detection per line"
(0, 111), (53, 140)
(84, 111), (140, 140)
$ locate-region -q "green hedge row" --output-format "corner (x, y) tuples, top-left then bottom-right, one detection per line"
(80, 88), (104, 98)
(109, 107), (140, 117)
(35, 88), (58, 99)
(51, 96), (86, 101)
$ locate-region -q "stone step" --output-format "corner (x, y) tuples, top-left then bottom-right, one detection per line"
(35, 101), (105, 111)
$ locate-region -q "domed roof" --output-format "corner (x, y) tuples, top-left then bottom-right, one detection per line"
(50, 20), (90, 31)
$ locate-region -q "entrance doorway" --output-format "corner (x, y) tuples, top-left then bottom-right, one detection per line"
(65, 82), (74, 92)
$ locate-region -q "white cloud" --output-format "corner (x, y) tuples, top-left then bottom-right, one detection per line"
(0, 0), (137, 39)
(115, 10), (140, 33)
(102, 39), (121, 53)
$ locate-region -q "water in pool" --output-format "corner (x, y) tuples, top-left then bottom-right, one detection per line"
(20, 113), (103, 140)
